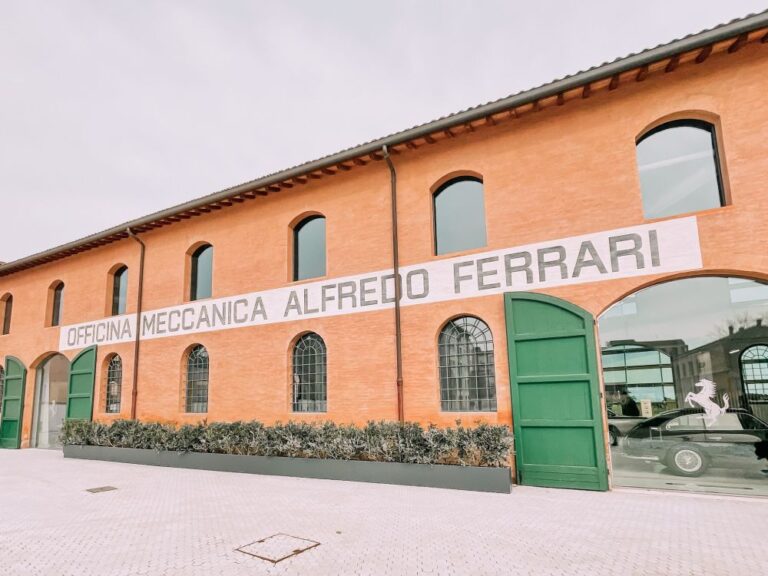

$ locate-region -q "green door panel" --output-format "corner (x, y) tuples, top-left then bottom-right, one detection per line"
(505, 293), (608, 491)
(66, 346), (97, 421)
(0, 356), (27, 449)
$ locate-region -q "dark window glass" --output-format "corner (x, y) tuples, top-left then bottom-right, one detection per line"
(190, 245), (213, 301)
(105, 355), (122, 413)
(51, 283), (64, 326)
(1, 295), (12, 335)
(0, 366), (4, 417)
(292, 333), (327, 412)
(185, 345), (209, 413)
(293, 216), (326, 281)
(433, 177), (487, 255)
(111, 266), (128, 316)
(636, 120), (724, 219)
(438, 316), (496, 412)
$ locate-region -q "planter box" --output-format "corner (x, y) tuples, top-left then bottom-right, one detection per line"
(63, 445), (511, 493)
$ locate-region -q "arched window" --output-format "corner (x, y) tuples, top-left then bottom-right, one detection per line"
(636, 119), (725, 219)
(292, 333), (327, 412)
(184, 345), (209, 413)
(741, 344), (768, 410)
(1, 294), (12, 335)
(433, 177), (487, 255)
(0, 365), (4, 417)
(293, 216), (326, 281)
(105, 355), (122, 413)
(111, 266), (128, 315)
(438, 316), (496, 411)
(190, 244), (213, 301)
(50, 281), (65, 326)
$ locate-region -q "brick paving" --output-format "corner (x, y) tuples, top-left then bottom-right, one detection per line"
(1, 449), (766, 576)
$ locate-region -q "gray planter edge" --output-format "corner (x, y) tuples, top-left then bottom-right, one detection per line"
(63, 445), (511, 494)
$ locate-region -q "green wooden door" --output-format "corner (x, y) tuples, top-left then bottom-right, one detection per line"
(0, 357), (27, 449)
(505, 293), (608, 491)
(66, 346), (97, 421)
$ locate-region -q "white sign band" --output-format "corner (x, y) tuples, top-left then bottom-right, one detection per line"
(59, 216), (702, 351)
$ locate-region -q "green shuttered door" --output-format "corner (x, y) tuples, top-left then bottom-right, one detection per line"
(66, 346), (97, 420)
(505, 293), (608, 491)
(0, 357), (27, 449)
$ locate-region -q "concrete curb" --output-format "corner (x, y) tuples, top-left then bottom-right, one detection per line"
(63, 445), (512, 493)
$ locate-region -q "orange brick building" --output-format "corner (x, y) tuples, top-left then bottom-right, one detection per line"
(1, 13), (767, 493)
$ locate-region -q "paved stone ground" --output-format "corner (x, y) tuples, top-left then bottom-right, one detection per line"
(1, 450), (766, 576)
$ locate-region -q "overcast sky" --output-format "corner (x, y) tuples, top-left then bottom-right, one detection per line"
(1, 1), (766, 262)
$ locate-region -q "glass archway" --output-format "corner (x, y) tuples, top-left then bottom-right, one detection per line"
(598, 276), (768, 496)
(31, 354), (70, 449)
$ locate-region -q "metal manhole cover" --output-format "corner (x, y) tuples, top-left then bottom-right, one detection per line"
(86, 486), (117, 493)
(236, 534), (320, 564)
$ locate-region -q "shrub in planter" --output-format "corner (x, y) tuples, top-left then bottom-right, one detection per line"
(61, 419), (513, 467)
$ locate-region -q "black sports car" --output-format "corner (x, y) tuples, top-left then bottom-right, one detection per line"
(622, 408), (768, 477)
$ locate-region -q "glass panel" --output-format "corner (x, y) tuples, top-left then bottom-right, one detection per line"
(438, 316), (497, 412)
(51, 284), (64, 326)
(599, 276), (768, 496)
(112, 267), (128, 315)
(185, 346), (209, 412)
(292, 333), (327, 412)
(191, 246), (213, 301)
(636, 122), (723, 219)
(294, 217), (326, 281)
(105, 355), (122, 413)
(2, 295), (12, 335)
(434, 178), (487, 255)
(32, 354), (69, 449)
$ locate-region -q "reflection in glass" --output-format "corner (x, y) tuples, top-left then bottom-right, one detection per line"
(599, 276), (768, 496)
(741, 345), (768, 421)
(636, 120), (723, 219)
(602, 344), (675, 412)
(32, 354), (69, 449)
(293, 216), (326, 281)
(433, 178), (487, 255)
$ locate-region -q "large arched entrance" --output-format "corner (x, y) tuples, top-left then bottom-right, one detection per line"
(31, 354), (70, 449)
(598, 276), (768, 496)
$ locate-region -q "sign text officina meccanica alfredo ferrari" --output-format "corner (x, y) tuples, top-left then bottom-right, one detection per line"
(59, 216), (703, 351)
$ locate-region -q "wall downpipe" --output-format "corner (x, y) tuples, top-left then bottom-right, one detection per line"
(126, 228), (145, 420)
(382, 145), (404, 422)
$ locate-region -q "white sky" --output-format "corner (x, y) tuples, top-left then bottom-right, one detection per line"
(1, 1), (766, 262)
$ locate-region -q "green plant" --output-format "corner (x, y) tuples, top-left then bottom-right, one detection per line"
(60, 418), (513, 467)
